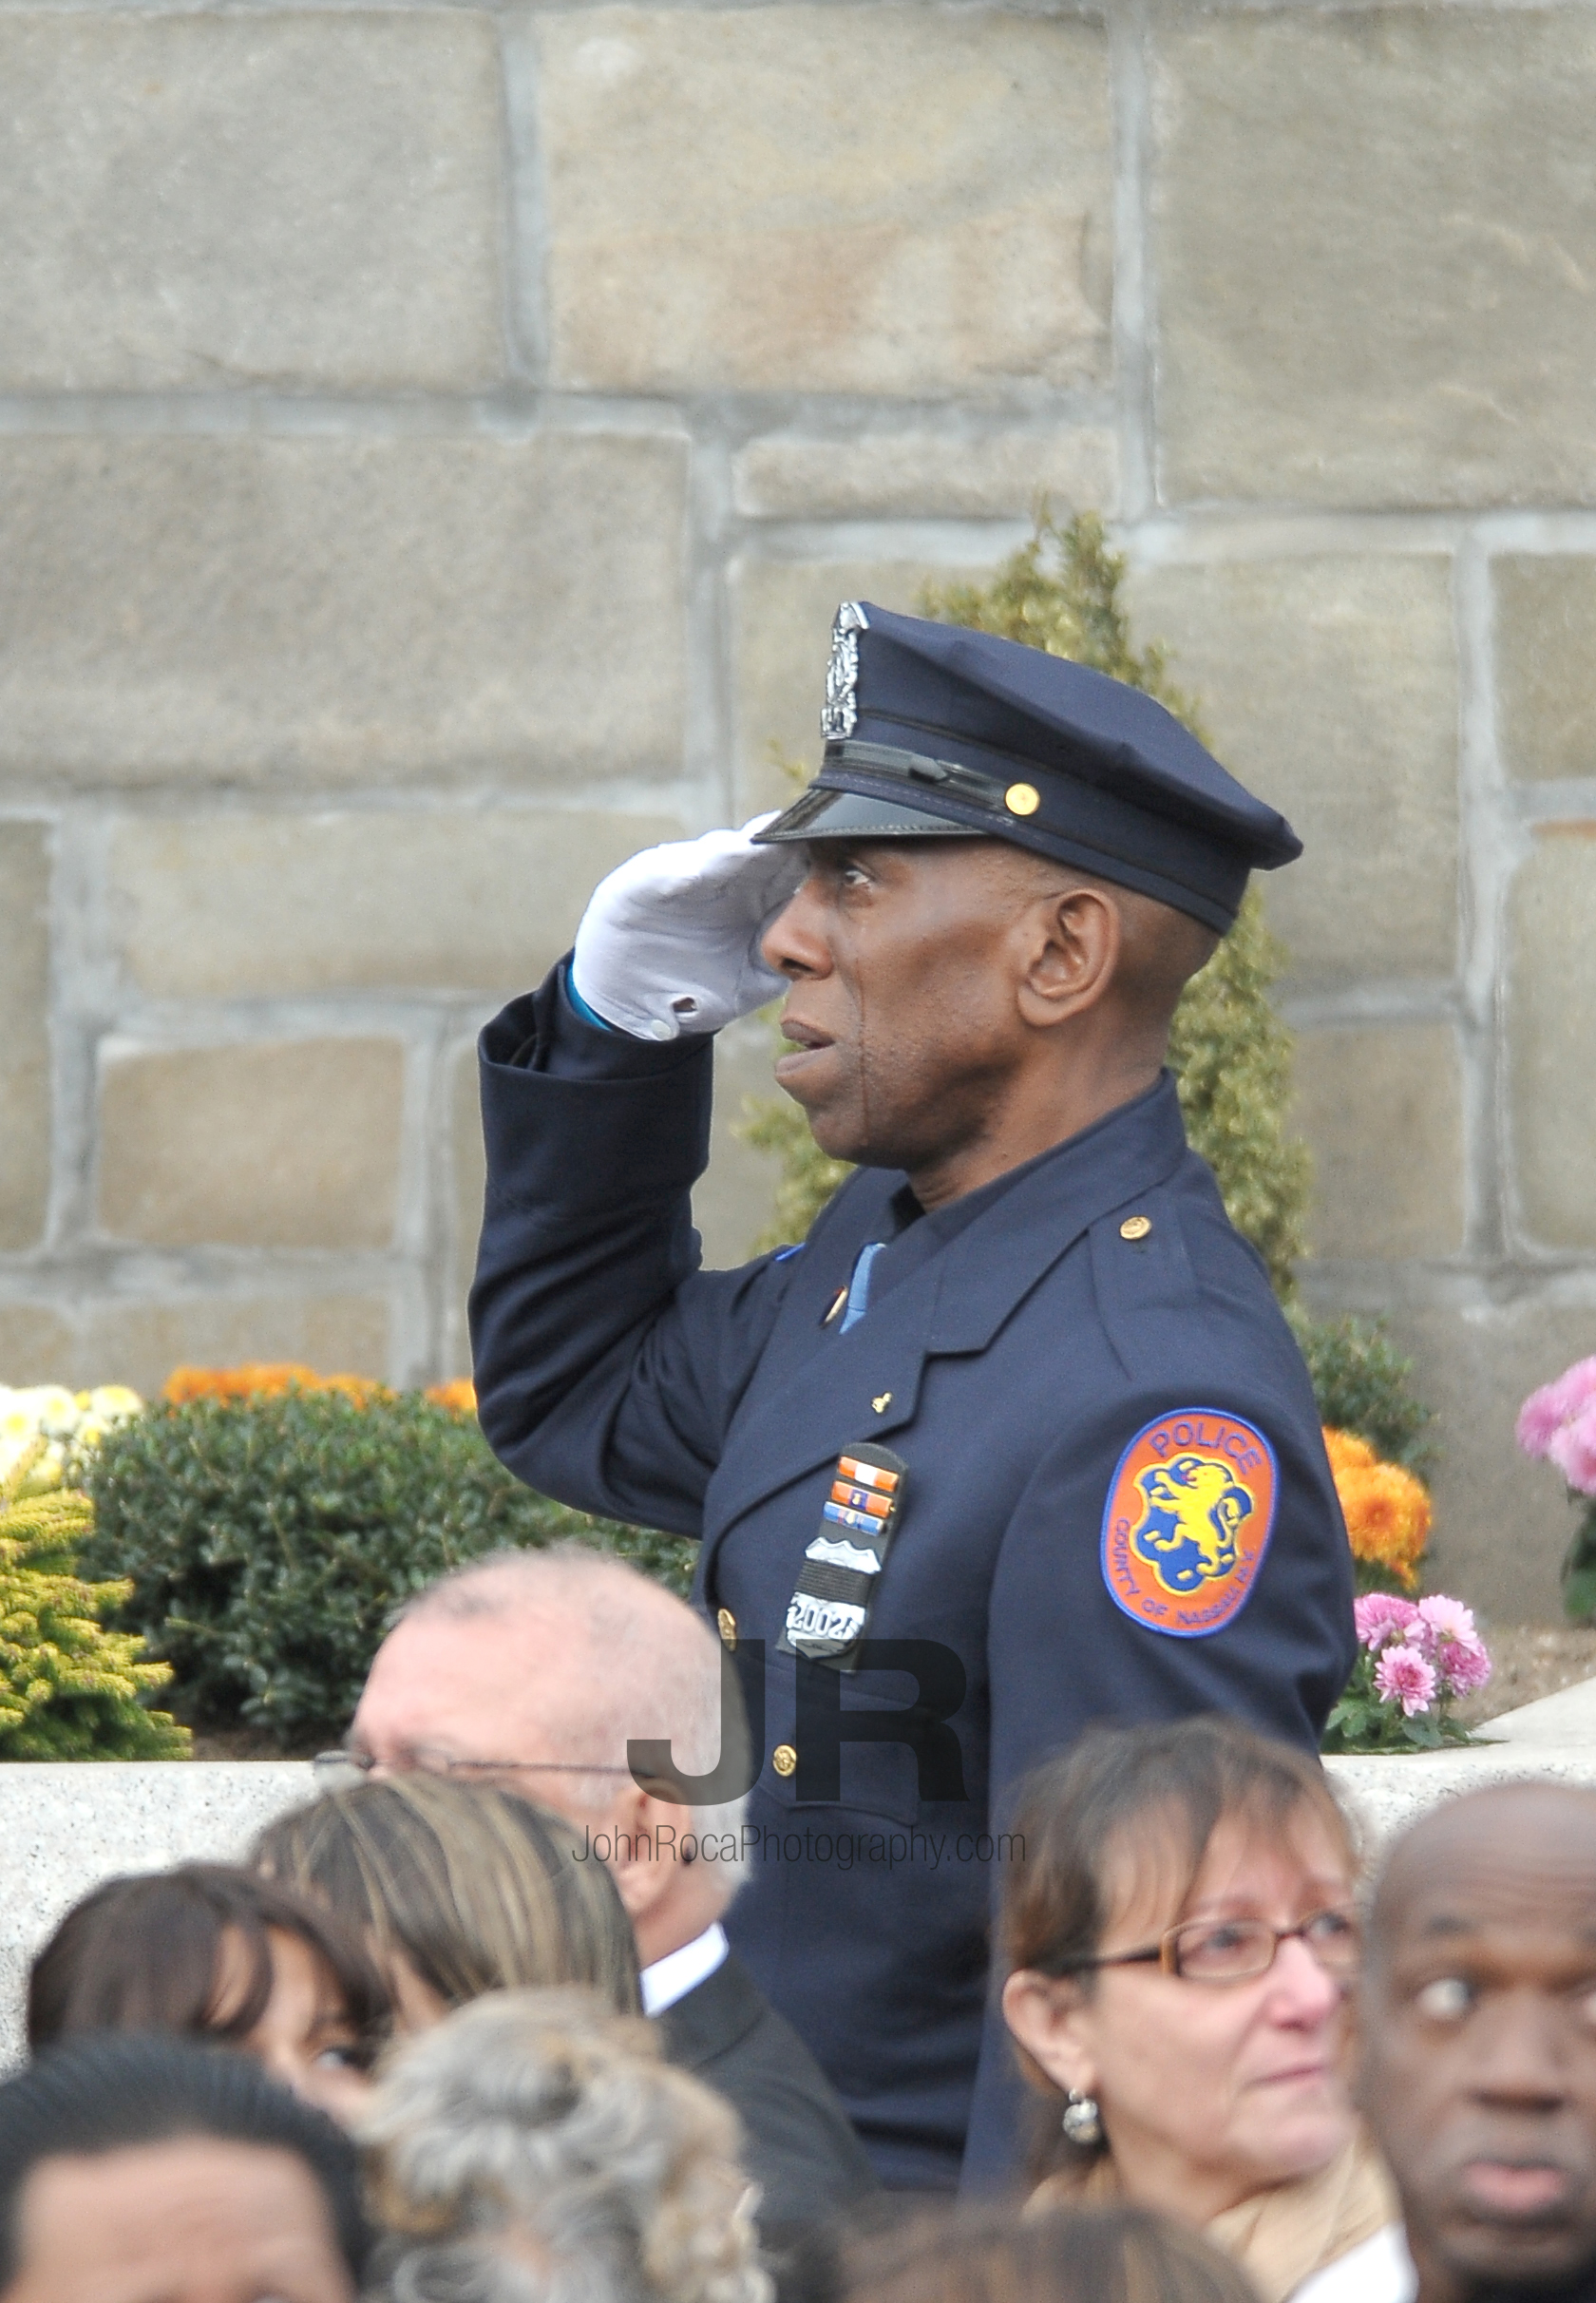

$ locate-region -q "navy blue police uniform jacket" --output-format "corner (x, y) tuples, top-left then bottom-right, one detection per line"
(470, 964), (1358, 2196)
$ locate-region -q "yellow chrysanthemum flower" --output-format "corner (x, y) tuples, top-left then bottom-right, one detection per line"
(84, 1386), (144, 1424)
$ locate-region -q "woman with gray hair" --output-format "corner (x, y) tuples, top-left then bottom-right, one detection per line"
(362, 1986), (771, 2303)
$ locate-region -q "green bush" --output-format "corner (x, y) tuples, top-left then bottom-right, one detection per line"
(1166, 892), (1307, 1298)
(1289, 1309), (1436, 1473)
(82, 1393), (694, 1747)
(0, 1441), (188, 1761)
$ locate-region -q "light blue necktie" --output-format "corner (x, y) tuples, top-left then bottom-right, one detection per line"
(837, 1241), (885, 1334)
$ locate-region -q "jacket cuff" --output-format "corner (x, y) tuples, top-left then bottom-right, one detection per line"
(482, 958), (703, 1083)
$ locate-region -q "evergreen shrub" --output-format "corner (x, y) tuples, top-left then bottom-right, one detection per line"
(0, 1439), (188, 1760)
(82, 1392), (693, 1747)
(1290, 1309), (1436, 1475)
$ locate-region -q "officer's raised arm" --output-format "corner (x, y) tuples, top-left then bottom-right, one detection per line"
(469, 818), (807, 1528)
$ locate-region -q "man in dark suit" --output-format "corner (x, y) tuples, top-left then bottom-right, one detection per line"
(345, 1548), (879, 2236)
(468, 604), (1357, 2190)
(652, 1918), (881, 2256)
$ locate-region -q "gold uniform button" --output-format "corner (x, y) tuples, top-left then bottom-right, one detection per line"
(772, 1743), (798, 1779)
(1004, 781), (1041, 817)
(1119, 1214), (1152, 1242)
(716, 1608), (737, 1650)
(872, 1392), (892, 1414)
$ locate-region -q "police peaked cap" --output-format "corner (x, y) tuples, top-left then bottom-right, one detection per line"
(752, 601), (1302, 934)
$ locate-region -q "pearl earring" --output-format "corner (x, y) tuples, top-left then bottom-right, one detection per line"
(1061, 2089), (1103, 2146)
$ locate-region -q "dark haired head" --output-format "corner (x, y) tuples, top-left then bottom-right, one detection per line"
(28, 1861), (390, 2060)
(0, 2031), (370, 2287)
(845, 2203), (1261, 2303)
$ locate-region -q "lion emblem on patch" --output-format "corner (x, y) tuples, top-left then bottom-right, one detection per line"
(1130, 1453), (1256, 1596)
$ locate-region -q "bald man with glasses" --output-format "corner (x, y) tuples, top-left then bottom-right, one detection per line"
(328, 1544), (878, 2246)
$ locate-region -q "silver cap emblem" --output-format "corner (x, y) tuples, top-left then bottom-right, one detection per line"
(821, 601), (869, 741)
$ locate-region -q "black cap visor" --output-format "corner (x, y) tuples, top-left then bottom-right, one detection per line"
(752, 761), (1247, 931)
(752, 785), (993, 844)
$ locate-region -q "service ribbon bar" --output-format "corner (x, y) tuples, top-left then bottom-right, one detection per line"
(779, 1442), (909, 1670)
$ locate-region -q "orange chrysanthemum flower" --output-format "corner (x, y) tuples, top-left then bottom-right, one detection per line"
(424, 1380), (478, 1416)
(1321, 1428), (1377, 1477)
(1323, 1426), (1432, 1590)
(162, 1364), (390, 1407)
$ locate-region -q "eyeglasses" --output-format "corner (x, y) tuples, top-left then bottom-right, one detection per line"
(311, 1746), (638, 1792)
(1050, 1907), (1361, 1987)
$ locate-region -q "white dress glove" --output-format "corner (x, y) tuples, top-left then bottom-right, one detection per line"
(570, 815), (808, 1041)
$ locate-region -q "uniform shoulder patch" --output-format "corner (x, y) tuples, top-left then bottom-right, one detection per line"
(1100, 1408), (1278, 1639)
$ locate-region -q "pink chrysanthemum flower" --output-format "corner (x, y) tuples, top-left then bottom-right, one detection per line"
(1548, 1405), (1596, 1500)
(1437, 1638), (1492, 1696)
(1519, 1391), (1568, 1458)
(1354, 1593), (1419, 1651)
(1416, 1594), (1478, 1645)
(1518, 1358), (1596, 1459)
(1410, 1594), (1492, 1697)
(1376, 1644), (1437, 1716)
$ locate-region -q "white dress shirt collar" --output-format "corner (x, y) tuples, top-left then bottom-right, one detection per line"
(639, 1921), (729, 2017)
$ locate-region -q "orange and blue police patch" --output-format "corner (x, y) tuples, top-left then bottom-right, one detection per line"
(1100, 1408), (1278, 1638)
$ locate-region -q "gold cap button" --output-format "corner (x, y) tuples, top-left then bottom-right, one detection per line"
(772, 1743), (798, 1778)
(1004, 781), (1041, 817)
(716, 1608), (737, 1650)
(1119, 1214), (1152, 1242)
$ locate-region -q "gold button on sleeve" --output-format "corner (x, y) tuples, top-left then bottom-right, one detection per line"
(1119, 1214), (1152, 1242)
(772, 1743), (798, 1779)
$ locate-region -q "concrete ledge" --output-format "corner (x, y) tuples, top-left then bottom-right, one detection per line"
(1473, 1672), (1596, 1745)
(1325, 1742), (1596, 1851)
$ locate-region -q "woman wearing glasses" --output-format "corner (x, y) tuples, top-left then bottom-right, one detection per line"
(999, 1717), (1399, 2303)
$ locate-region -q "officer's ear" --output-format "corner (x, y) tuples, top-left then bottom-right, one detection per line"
(1001, 1968), (1099, 2100)
(1015, 885), (1121, 1030)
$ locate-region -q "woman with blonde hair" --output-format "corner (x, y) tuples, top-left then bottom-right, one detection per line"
(361, 1986), (770, 2303)
(999, 1717), (1399, 2303)
(254, 1776), (639, 2031)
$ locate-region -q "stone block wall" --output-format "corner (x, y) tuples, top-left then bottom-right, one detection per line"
(1, 0), (1593, 1618)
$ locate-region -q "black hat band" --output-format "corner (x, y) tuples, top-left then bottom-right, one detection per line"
(813, 737), (1246, 928)
(827, 740), (1016, 819)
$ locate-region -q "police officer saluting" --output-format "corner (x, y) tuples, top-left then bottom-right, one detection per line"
(470, 603), (1357, 2193)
